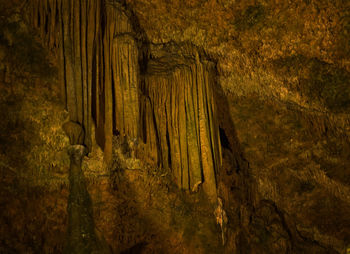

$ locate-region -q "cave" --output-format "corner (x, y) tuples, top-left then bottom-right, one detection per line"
(0, 0), (349, 253)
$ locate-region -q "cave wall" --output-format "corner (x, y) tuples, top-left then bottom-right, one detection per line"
(114, 0), (350, 252)
(0, 3), (70, 251)
(20, 0), (350, 252)
(24, 0), (222, 199)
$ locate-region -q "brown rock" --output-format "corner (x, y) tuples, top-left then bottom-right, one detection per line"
(62, 121), (85, 145)
(141, 44), (221, 200)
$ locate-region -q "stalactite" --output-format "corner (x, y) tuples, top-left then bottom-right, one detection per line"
(141, 47), (222, 200)
(25, 0), (222, 200)
(102, 4), (113, 164)
(62, 0), (78, 123)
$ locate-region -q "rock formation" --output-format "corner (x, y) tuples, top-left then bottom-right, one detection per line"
(140, 44), (221, 198)
(24, 0), (222, 199)
(2, 0), (349, 253)
(65, 123), (110, 253)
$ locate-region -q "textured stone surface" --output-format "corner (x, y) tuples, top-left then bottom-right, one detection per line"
(140, 44), (221, 199)
(63, 121), (85, 145)
(24, 0), (138, 161)
(0, 9), (70, 251)
(117, 1), (350, 252)
(24, 0), (222, 200)
(65, 144), (110, 254)
(1, 0), (349, 253)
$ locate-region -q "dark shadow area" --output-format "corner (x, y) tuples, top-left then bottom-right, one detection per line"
(106, 153), (170, 253)
(107, 148), (224, 253)
(211, 67), (258, 253)
(120, 242), (148, 254)
(65, 145), (111, 254)
(219, 126), (232, 152)
(0, 17), (68, 252)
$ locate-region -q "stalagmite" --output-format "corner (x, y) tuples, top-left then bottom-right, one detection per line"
(64, 122), (111, 253)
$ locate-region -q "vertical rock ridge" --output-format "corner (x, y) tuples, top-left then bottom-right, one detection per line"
(113, 33), (139, 140)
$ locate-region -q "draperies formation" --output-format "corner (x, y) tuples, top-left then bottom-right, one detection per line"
(25, 0), (222, 200)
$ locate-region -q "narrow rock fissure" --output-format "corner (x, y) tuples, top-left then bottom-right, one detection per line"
(219, 127), (231, 152)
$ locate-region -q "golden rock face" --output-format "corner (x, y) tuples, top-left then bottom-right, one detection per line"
(141, 45), (221, 198)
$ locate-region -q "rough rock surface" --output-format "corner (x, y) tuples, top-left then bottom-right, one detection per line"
(24, 0), (222, 199)
(1, 0), (349, 253)
(119, 0), (350, 252)
(140, 44), (221, 199)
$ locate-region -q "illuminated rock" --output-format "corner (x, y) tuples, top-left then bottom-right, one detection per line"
(25, 0), (221, 200)
(141, 45), (222, 199)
